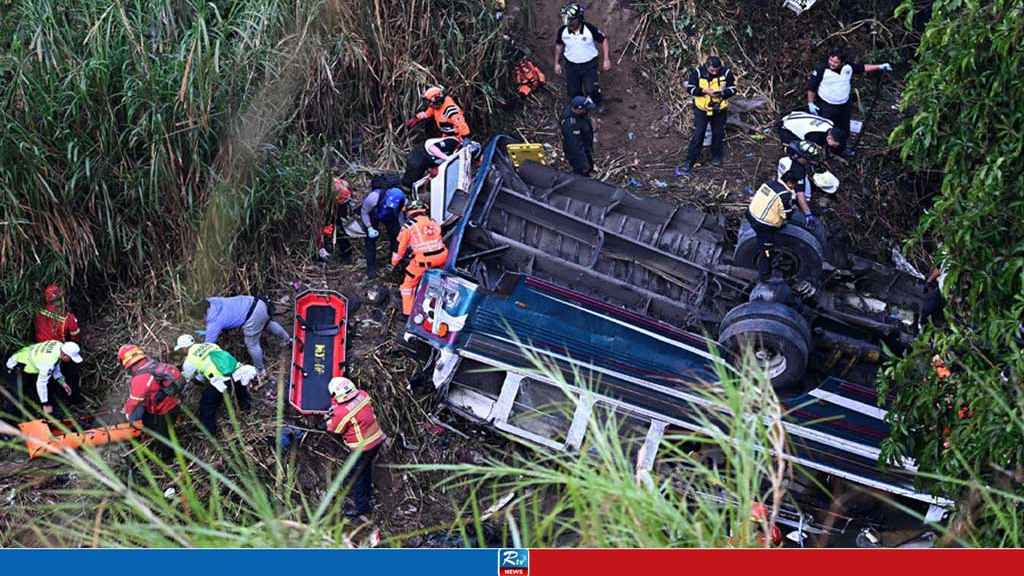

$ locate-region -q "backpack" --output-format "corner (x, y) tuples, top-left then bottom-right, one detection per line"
(209, 349), (239, 377)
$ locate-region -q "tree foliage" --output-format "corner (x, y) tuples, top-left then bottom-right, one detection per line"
(883, 0), (1024, 543)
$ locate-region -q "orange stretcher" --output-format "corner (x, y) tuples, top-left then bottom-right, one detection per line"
(18, 418), (142, 460)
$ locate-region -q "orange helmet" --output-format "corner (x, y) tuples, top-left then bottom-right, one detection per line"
(333, 177), (352, 203)
(423, 86), (445, 106)
(118, 344), (147, 369)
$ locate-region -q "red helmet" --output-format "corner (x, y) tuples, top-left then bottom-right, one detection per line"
(118, 344), (147, 369)
(44, 284), (63, 304)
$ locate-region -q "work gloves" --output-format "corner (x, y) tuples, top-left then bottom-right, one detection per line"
(404, 117), (420, 129)
(880, 63), (893, 73)
(808, 102), (820, 115)
(367, 227), (380, 239)
(210, 376), (229, 394)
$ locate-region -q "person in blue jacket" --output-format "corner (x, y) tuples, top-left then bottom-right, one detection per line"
(203, 295), (291, 378)
(360, 186), (406, 279)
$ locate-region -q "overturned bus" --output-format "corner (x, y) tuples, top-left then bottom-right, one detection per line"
(402, 135), (951, 538)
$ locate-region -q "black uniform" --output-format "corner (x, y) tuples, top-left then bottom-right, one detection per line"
(556, 22), (606, 105)
(807, 62), (866, 138)
(401, 137), (461, 189)
(560, 107), (594, 176)
(777, 112), (844, 156)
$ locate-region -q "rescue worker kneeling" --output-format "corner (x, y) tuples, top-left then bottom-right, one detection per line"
(746, 170), (814, 282)
(118, 344), (183, 452)
(391, 202), (448, 316)
(322, 376), (387, 517)
(174, 335), (256, 437)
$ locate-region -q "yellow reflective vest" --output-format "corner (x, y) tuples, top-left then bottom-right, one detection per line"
(10, 341), (62, 374)
(748, 180), (796, 228)
(688, 66), (735, 114)
(183, 343), (227, 381)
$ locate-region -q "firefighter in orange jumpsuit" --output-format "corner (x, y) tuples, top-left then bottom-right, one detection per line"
(405, 86), (471, 141)
(391, 202), (448, 315)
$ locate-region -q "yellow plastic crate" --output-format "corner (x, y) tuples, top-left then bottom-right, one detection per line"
(506, 143), (547, 167)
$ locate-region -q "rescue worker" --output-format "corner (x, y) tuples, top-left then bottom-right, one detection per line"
(118, 344), (182, 443)
(778, 111), (847, 157)
(5, 340), (82, 415)
(391, 201), (448, 316)
(682, 56), (737, 174)
(174, 335), (257, 437)
(400, 136), (462, 190)
(746, 170), (814, 282)
(322, 376), (386, 517)
(319, 177), (354, 263)
(807, 48), (891, 144)
(405, 86), (471, 141)
(776, 140), (825, 201)
(554, 3), (611, 108)
(361, 186), (407, 279)
(33, 284), (83, 403)
(560, 95), (595, 176)
(203, 295), (292, 379)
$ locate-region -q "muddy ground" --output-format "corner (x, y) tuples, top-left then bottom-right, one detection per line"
(2, 0), (931, 546)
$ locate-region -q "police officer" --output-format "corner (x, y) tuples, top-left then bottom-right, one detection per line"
(746, 170), (814, 281)
(807, 47), (891, 145)
(554, 3), (611, 108)
(682, 56), (736, 174)
(561, 96), (595, 176)
(778, 111), (847, 158)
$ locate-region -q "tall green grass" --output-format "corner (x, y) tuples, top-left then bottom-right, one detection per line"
(0, 0), (512, 350)
(0, 380), (365, 547)
(420, 351), (791, 548)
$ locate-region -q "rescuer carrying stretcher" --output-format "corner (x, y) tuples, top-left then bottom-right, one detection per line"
(391, 202), (449, 316)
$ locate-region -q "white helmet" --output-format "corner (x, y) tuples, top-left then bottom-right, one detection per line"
(60, 341), (83, 364)
(328, 376), (358, 401)
(812, 171), (840, 194)
(174, 334), (195, 351)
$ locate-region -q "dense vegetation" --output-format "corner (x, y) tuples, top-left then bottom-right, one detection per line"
(0, 0), (511, 350)
(882, 0), (1024, 545)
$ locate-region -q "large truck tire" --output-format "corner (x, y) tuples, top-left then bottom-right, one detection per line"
(734, 221), (825, 284)
(719, 302), (811, 390)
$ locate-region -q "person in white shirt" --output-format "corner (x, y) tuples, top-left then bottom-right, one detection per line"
(554, 3), (611, 108)
(806, 47), (891, 146)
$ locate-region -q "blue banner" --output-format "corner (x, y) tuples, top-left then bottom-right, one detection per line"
(0, 549), (499, 575)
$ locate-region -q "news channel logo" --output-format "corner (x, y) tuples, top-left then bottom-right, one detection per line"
(498, 549), (529, 576)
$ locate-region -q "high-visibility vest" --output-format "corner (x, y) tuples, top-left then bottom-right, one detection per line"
(694, 71), (731, 113)
(396, 216), (447, 260)
(10, 341), (62, 374)
(423, 96), (470, 138)
(327, 390), (386, 450)
(748, 180), (795, 228)
(184, 343), (236, 381)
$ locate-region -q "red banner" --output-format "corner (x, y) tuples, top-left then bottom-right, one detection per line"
(531, 549), (1024, 575)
